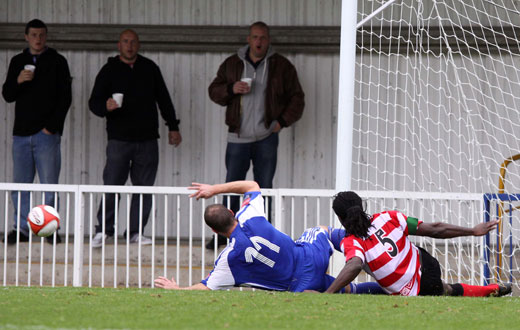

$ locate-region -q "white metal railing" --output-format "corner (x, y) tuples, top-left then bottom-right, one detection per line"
(0, 183), (77, 287)
(0, 183), (493, 288)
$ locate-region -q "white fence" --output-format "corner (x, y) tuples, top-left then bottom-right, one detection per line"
(1, 183), (512, 291)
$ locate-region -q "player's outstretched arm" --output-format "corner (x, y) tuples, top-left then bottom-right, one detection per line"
(188, 181), (260, 200)
(324, 257), (363, 293)
(154, 276), (210, 291)
(415, 219), (499, 239)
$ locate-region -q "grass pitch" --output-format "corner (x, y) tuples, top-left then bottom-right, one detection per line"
(0, 286), (518, 329)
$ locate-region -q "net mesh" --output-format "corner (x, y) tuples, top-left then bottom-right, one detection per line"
(354, 0), (520, 292)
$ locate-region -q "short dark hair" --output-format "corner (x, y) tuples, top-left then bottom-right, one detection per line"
(25, 19), (47, 34)
(204, 204), (235, 233)
(332, 191), (372, 238)
(249, 21), (270, 36)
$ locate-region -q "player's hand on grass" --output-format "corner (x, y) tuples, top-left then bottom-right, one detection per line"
(303, 290), (319, 293)
(154, 276), (179, 290)
(472, 219), (499, 236)
(188, 183), (215, 200)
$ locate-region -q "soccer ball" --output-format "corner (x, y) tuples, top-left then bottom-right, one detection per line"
(27, 205), (60, 237)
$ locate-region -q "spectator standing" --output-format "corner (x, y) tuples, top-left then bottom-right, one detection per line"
(207, 21), (304, 248)
(89, 29), (182, 247)
(2, 19), (72, 244)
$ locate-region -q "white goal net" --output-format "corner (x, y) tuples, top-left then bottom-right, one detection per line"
(353, 0), (520, 292)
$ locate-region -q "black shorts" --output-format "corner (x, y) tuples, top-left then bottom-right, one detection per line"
(417, 247), (444, 296)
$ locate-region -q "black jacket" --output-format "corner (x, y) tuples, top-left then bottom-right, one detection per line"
(88, 55), (179, 141)
(2, 47), (72, 136)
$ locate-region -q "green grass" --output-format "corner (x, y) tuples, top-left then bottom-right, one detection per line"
(0, 286), (518, 329)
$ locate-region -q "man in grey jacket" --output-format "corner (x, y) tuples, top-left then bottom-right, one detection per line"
(208, 21), (304, 248)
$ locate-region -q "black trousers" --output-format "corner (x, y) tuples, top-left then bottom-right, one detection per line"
(96, 139), (158, 236)
(417, 247), (445, 296)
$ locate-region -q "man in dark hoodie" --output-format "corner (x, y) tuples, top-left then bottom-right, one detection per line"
(88, 29), (182, 247)
(2, 19), (72, 244)
(207, 21), (305, 249)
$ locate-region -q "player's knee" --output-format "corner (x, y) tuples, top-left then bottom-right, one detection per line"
(443, 283), (452, 295)
(445, 283), (463, 296)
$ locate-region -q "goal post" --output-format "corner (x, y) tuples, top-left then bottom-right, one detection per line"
(483, 193), (519, 285)
(352, 0), (520, 291)
(332, 0), (359, 276)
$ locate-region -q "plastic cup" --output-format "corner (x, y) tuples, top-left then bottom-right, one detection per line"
(112, 93), (124, 108)
(24, 64), (35, 72)
(241, 78), (252, 87)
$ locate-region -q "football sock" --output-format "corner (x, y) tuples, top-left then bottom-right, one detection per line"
(450, 283), (499, 297)
(329, 228), (346, 252)
(350, 282), (385, 294)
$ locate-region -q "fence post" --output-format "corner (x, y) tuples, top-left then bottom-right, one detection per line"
(72, 186), (84, 287)
(273, 190), (283, 231)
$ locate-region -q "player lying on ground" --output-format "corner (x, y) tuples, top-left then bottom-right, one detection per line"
(155, 180), (382, 293)
(324, 191), (511, 297)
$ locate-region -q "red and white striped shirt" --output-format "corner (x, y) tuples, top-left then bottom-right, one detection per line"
(340, 211), (423, 296)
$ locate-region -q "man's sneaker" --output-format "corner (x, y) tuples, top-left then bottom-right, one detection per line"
(3, 230), (29, 245)
(491, 283), (512, 297)
(130, 233), (152, 245)
(91, 232), (108, 248)
(46, 233), (62, 244)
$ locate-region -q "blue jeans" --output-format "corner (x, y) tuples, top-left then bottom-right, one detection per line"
(12, 131), (61, 235)
(96, 139), (158, 236)
(223, 133), (278, 217)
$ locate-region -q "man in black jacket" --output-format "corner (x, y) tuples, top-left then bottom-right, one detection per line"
(2, 19), (72, 244)
(89, 29), (182, 247)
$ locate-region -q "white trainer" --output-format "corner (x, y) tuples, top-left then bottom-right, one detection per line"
(91, 232), (107, 248)
(130, 233), (152, 245)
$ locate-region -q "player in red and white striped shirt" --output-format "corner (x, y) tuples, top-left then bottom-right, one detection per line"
(325, 191), (511, 297)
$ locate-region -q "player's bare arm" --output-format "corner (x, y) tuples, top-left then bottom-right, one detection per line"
(188, 181), (260, 200)
(324, 257), (363, 293)
(416, 219), (498, 239)
(154, 276), (210, 291)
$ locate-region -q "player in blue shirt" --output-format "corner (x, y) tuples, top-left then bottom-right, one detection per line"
(154, 180), (382, 293)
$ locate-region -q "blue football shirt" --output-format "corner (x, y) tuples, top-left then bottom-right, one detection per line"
(201, 191), (297, 290)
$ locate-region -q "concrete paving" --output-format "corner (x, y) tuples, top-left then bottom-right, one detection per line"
(1, 236), (223, 288)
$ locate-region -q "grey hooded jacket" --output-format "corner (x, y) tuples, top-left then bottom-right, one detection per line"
(208, 45), (304, 143)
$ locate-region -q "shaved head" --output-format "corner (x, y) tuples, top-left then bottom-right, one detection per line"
(204, 204), (235, 233)
(119, 29), (139, 41)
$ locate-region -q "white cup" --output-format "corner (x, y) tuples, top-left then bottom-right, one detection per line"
(241, 78), (252, 88)
(24, 64), (36, 72)
(112, 93), (124, 108)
